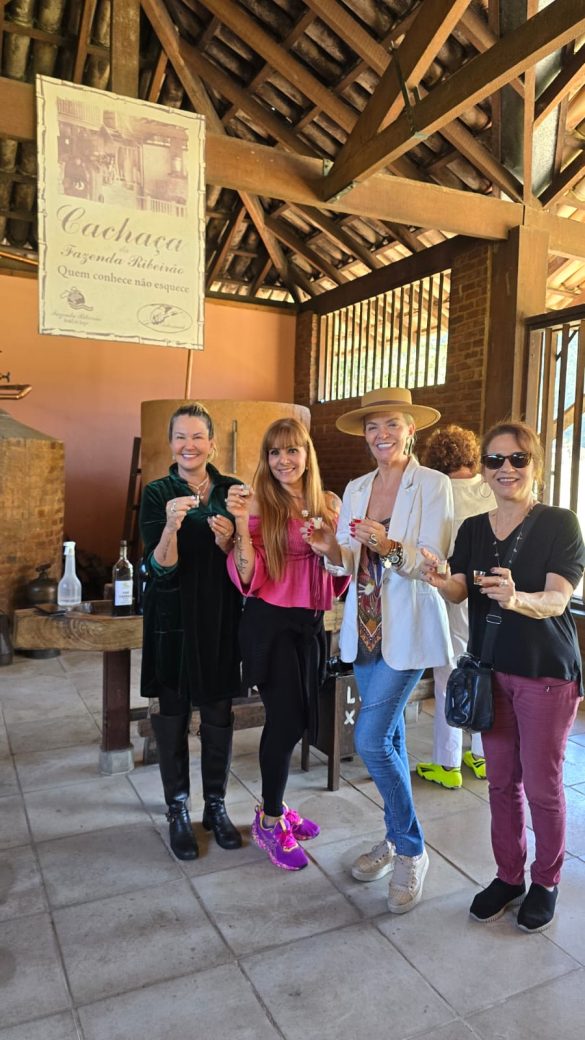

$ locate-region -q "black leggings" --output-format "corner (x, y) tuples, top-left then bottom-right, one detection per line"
(257, 631), (308, 817)
(157, 685), (232, 728)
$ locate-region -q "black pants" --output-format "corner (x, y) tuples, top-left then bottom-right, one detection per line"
(258, 629), (309, 816)
(157, 685), (232, 728)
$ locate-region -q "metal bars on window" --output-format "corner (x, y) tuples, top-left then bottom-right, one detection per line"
(525, 307), (585, 602)
(318, 271), (450, 402)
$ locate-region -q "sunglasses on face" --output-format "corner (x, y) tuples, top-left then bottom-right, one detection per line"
(481, 451), (532, 470)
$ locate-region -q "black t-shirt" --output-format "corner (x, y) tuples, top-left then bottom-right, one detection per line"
(450, 505), (585, 683)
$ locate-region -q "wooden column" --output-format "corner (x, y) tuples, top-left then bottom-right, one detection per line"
(484, 224), (549, 428)
(111, 0), (140, 98)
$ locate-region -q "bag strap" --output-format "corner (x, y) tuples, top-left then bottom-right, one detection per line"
(479, 504), (543, 665)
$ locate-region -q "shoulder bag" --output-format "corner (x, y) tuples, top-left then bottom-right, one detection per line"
(444, 505), (542, 732)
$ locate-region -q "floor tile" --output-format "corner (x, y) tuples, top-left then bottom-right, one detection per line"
(277, 784), (387, 848)
(0, 794), (30, 850)
(377, 888), (579, 1016)
(23, 775), (146, 841)
(0, 656), (65, 682)
(411, 771), (485, 824)
(0, 681), (88, 725)
(5, 713), (101, 754)
(0, 844), (46, 920)
(0, 913), (71, 1029)
(0, 1012), (80, 1040)
(193, 857), (359, 955)
(78, 963), (280, 1040)
(36, 823), (181, 907)
(14, 743), (102, 792)
(310, 831), (474, 918)
(422, 803), (535, 887)
(129, 758), (255, 816)
(563, 786), (585, 857)
(541, 856), (585, 965)
(562, 737), (585, 787)
(0, 758), (18, 797)
(53, 879), (232, 1003)
(467, 967), (585, 1040)
(242, 922), (453, 1040)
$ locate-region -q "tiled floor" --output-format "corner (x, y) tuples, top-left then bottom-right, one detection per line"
(1, 652), (585, 1039)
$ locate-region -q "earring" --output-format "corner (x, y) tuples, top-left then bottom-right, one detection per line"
(479, 480), (492, 499)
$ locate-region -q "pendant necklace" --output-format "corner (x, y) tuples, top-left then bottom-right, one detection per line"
(187, 474), (210, 508)
(492, 500), (535, 570)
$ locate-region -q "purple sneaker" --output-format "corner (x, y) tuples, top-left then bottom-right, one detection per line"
(283, 802), (320, 841)
(252, 808), (309, 871)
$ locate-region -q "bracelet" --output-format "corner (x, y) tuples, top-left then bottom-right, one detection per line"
(379, 540), (404, 570)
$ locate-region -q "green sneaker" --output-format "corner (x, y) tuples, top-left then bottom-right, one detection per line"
(463, 751), (487, 780)
(416, 762), (462, 789)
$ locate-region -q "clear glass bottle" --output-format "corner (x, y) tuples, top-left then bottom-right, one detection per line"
(57, 541), (82, 608)
(112, 540), (134, 616)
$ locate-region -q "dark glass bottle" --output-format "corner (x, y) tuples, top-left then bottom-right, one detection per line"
(112, 540), (134, 616)
(134, 557), (149, 616)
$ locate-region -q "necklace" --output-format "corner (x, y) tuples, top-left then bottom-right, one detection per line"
(186, 474), (209, 507)
(492, 500), (535, 569)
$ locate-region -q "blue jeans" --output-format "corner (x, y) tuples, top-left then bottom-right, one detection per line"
(353, 657), (425, 857)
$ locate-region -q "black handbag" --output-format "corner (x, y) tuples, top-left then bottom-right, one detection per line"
(444, 505), (542, 732)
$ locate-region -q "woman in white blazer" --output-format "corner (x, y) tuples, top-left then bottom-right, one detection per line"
(304, 388), (453, 914)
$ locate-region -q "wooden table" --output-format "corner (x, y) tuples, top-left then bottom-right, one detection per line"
(12, 603), (142, 775)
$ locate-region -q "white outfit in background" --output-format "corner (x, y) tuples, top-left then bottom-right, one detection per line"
(432, 474), (496, 767)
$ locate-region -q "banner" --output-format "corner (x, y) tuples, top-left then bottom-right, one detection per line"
(36, 76), (205, 349)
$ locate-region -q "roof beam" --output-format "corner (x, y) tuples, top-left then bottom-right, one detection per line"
(73, 0), (98, 84)
(540, 149), (585, 207)
(111, 0), (140, 98)
(321, 0), (585, 201)
(206, 204), (246, 288)
(535, 44), (585, 128)
(302, 0), (390, 71)
(291, 205), (383, 271)
(328, 0), (472, 190)
(265, 214), (348, 285)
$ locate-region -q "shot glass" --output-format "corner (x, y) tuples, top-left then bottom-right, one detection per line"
(436, 560), (448, 575)
(473, 569), (486, 585)
(312, 516), (323, 529)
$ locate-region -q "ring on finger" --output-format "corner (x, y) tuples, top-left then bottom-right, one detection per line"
(170, 501), (177, 514)
(499, 578), (508, 587)
(368, 534), (378, 546)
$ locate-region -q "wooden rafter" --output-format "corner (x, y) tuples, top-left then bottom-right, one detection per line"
(460, 5), (524, 99)
(535, 44), (585, 128)
(73, 0), (98, 84)
(265, 214), (348, 285)
(302, 0), (390, 71)
(147, 49), (168, 103)
(238, 191), (305, 302)
(206, 204), (246, 288)
(540, 150), (585, 208)
(291, 206), (383, 271)
(250, 255), (273, 297)
(321, 0), (585, 200)
(522, 0), (538, 206)
(328, 0), (472, 191)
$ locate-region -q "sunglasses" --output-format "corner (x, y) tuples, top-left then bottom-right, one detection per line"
(481, 451), (532, 471)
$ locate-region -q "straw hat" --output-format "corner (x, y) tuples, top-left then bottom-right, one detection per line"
(336, 387), (440, 436)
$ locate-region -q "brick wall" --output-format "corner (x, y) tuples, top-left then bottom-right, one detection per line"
(295, 241), (492, 498)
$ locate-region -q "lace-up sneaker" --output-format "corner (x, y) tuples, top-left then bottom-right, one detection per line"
(251, 808), (309, 871)
(282, 802), (320, 841)
(469, 878), (526, 922)
(387, 848), (429, 914)
(462, 751), (487, 779)
(351, 839), (396, 882)
(416, 762), (463, 789)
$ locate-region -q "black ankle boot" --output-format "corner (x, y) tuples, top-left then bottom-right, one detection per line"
(167, 802), (199, 861)
(200, 717), (242, 850)
(202, 796), (242, 849)
(151, 713), (199, 861)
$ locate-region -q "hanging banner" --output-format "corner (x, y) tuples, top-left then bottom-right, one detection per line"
(36, 76), (205, 349)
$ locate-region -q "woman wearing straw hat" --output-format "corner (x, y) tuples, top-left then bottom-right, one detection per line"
(304, 388), (453, 913)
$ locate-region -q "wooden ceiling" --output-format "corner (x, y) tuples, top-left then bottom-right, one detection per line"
(0, 0), (584, 308)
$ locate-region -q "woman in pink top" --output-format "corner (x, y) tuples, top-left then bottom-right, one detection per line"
(227, 418), (348, 870)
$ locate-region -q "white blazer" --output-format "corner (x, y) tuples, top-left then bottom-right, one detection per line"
(326, 457), (454, 671)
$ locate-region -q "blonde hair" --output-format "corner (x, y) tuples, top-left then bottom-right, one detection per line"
(254, 418), (334, 581)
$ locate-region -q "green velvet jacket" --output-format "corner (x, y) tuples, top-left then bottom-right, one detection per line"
(139, 463), (242, 705)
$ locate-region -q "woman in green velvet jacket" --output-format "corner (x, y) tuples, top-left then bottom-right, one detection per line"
(140, 402), (243, 861)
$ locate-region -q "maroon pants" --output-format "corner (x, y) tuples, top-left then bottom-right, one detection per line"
(482, 671), (580, 888)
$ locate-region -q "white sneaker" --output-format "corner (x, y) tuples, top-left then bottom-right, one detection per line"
(351, 839), (396, 882)
(387, 848), (429, 914)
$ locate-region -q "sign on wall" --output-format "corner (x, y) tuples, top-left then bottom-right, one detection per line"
(36, 76), (205, 349)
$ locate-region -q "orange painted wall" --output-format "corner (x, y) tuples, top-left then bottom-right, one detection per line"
(0, 271), (295, 563)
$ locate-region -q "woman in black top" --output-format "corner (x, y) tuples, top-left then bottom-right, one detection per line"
(422, 420), (585, 933)
(140, 403), (243, 861)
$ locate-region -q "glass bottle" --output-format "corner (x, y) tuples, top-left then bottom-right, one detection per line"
(112, 540), (134, 616)
(57, 541), (82, 608)
(134, 557), (149, 616)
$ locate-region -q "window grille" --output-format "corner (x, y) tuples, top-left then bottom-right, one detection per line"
(318, 271), (450, 402)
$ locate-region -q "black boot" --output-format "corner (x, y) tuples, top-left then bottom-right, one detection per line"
(150, 713), (199, 861)
(200, 716), (243, 850)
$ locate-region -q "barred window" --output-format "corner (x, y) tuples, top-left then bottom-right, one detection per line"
(318, 270), (450, 403)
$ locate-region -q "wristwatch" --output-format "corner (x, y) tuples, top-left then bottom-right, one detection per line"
(379, 541), (404, 569)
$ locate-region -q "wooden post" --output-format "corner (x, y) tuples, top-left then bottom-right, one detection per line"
(101, 649), (133, 774)
(111, 0), (140, 98)
(484, 224), (549, 428)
